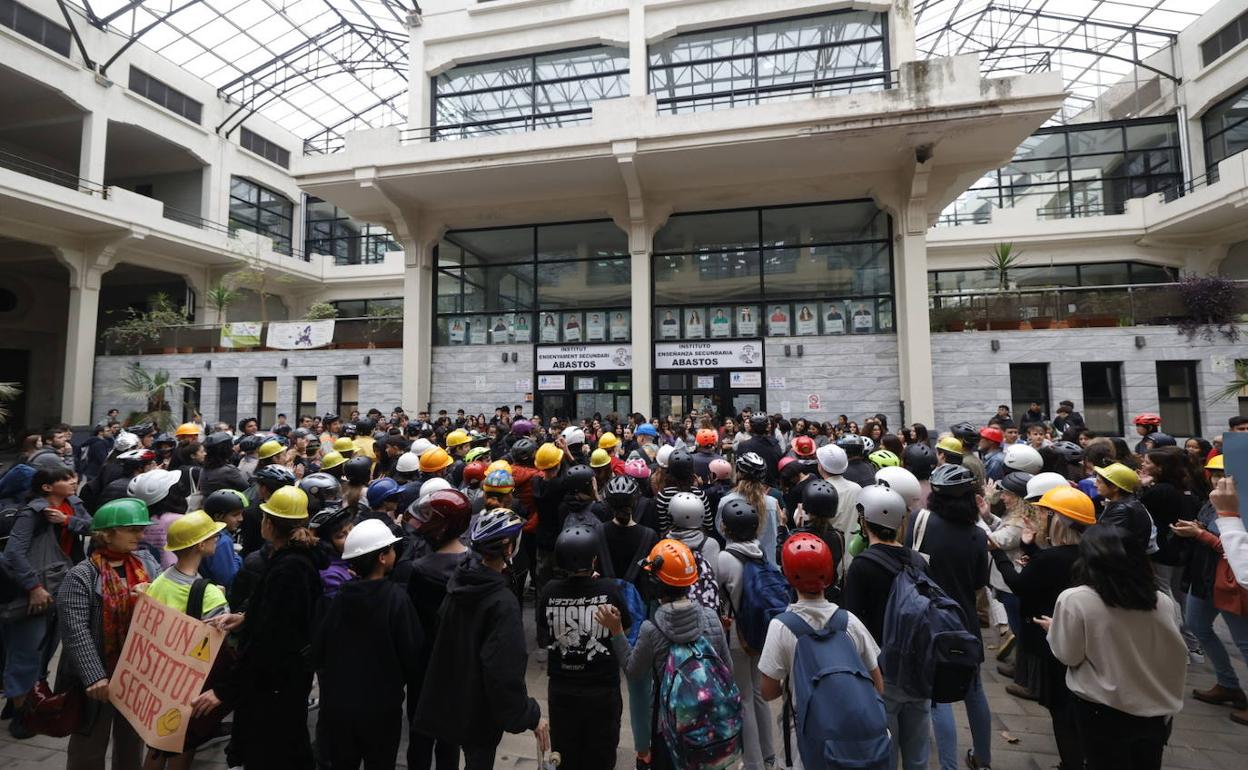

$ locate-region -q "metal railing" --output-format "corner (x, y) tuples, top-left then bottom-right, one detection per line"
(928, 280), (1248, 332)
(0, 148), (108, 196)
(1162, 166), (1221, 202)
(97, 316), (405, 356)
(656, 70), (899, 114)
(162, 204), (233, 236)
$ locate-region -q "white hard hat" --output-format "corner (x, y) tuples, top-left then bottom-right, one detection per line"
(1025, 472), (1069, 502)
(341, 518), (401, 560)
(816, 444), (848, 475)
(655, 445), (674, 469)
(395, 452), (421, 473)
(410, 438), (433, 457)
(416, 478), (453, 506)
(561, 426), (586, 446)
(668, 492), (704, 530)
(874, 466), (922, 510)
(113, 431), (140, 454)
(127, 469), (182, 507)
(1004, 444), (1044, 475)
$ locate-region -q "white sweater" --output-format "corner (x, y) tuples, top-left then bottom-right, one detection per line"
(1218, 515), (1248, 590)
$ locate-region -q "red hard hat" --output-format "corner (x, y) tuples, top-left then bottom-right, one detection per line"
(979, 426), (1004, 444)
(462, 461), (487, 485)
(782, 532), (834, 594)
(1133, 412), (1161, 426)
(792, 435), (816, 458)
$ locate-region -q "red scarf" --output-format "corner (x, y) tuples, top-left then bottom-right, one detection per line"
(90, 549), (149, 674)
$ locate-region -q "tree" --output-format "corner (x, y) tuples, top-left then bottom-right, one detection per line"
(0, 381), (21, 425)
(1213, 359), (1248, 403)
(225, 262), (291, 324)
(206, 283), (240, 325)
(305, 302), (339, 320)
(986, 242), (1022, 292)
(112, 364), (195, 431)
(101, 292), (190, 353)
(366, 304), (404, 347)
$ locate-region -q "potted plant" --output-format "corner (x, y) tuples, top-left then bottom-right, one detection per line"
(225, 262), (291, 325)
(1213, 359), (1248, 403)
(0, 381), (21, 426)
(206, 283), (239, 326)
(111, 363), (195, 431)
(305, 302), (339, 320)
(102, 292), (190, 355)
(365, 305), (404, 348)
(1176, 274), (1242, 343)
(986, 242), (1022, 292)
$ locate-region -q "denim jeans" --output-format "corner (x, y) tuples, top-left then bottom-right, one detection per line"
(931, 672), (992, 770)
(0, 613), (49, 697)
(883, 683), (930, 770)
(998, 590), (1022, 637)
(627, 673), (653, 755)
(1187, 591), (1248, 690)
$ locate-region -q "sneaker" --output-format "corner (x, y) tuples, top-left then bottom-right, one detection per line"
(965, 748), (992, 769)
(1193, 684), (1247, 709)
(996, 662), (1015, 678)
(996, 630), (1016, 661)
(1005, 683), (1037, 701)
(1189, 650), (1206, 665)
(8, 714), (34, 740)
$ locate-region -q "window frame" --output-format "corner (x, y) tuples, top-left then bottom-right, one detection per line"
(256, 377), (278, 429)
(0, 0), (70, 56)
(217, 377), (238, 428)
(1009, 363), (1050, 424)
(240, 127), (291, 169)
(181, 378), (201, 424)
(1079, 362), (1124, 436)
(1202, 83), (1248, 174)
(336, 376), (359, 419)
(1155, 361), (1202, 438)
(305, 196), (398, 265)
(296, 377), (317, 421)
(128, 67), (203, 124)
(1200, 9), (1248, 67)
(229, 176), (294, 255)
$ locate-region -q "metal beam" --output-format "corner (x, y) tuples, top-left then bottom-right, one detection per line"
(54, 0), (94, 70)
(99, 0), (204, 76)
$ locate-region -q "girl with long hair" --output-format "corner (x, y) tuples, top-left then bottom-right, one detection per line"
(717, 454), (779, 567)
(1139, 446), (1202, 660)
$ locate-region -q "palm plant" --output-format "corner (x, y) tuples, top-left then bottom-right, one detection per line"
(206, 283), (240, 325)
(0, 381), (21, 425)
(112, 364), (195, 431)
(986, 242), (1023, 291)
(1213, 359), (1248, 403)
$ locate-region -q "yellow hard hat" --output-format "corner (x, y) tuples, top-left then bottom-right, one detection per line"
(1205, 454), (1224, 471)
(175, 423), (201, 438)
(332, 437), (355, 454)
(535, 443), (563, 471)
(260, 485), (310, 520)
(320, 451), (347, 471)
(590, 448), (612, 468)
(936, 435), (964, 455)
(164, 511), (226, 551)
(420, 447), (453, 473)
(257, 440), (283, 460)
(446, 429), (470, 449)
(486, 459), (513, 476)
(1093, 462), (1140, 493)
(1036, 486), (1096, 526)
(598, 432), (619, 450)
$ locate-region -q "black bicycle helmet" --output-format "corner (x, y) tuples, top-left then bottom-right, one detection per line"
(605, 475), (639, 504)
(749, 414), (770, 434)
(1050, 440), (1084, 465)
(152, 432), (175, 447)
(510, 438), (537, 466)
(343, 455), (373, 486)
(308, 505), (353, 538)
(204, 431), (234, 456)
(835, 434), (865, 458)
(1001, 471), (1033, 498)
(950, 421), (979, 444)
(254, 464), (296, 490)
(204, 489), (248, 517)
(801, 479), (839, 519)
(238, 434), (265, 453)
(735, 452), (767, 481)
(902, 442), (937, 481)
(555, 525), (599, 573)
(667, 448), (694, 481)
(720, 498), (760, 541)
(564, 464), (595, 495)
(299, 472), (342, 514)
(930, 463), (976, 497)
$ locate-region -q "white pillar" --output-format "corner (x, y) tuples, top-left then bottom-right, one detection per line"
(79, 112), (107, 189)
(408, 20), (428, 129)
(629, 221), (652, 418)
(628, 3), (648, 99)
(895, 228), (934, 426)
(402, 239), (435, 411)
(60, 254), (107, 426)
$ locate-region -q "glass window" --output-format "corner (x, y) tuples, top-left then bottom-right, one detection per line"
(1009, 364), (1049, 424)
(653, 253), (761, 304)
(1157, 361), (1201, 437)
(1081, 362), (1124, 435)
(649, 10), (888, 114)
(305, 196), (397, 265)
(537, 221), (628, 260)
(182, 379), (200, 424)
(257, 377), (278, 428)
(337, 376), (359, 419)
(1203, 85), (1248, 173)
(539, 259), (630, 307)
(296, 377), (317, 420)
(229, 177), (293, 255)
(1201, 9), (1248, 67)
(432, 46), (628, 140)
(217, 378), (238, 428)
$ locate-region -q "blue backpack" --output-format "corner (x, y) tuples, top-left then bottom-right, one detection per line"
(861, 548), (983, 702)
(658, 634), (743, 770)
(778, 609), (891, 770)
(727, 550), (793, 653)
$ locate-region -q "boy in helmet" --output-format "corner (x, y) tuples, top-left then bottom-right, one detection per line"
(414, 510), (550, 769)
(538, 525), (632, 770)
(201, 489), (247, 589)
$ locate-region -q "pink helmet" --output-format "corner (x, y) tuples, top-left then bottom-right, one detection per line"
(624, 458), (651, 480)
(708, 458), (732, 481)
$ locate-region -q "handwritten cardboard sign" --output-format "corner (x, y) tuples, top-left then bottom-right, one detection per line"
(109, 592), (224, 752)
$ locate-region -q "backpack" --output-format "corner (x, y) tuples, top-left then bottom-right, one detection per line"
(658, 635), (743, 770)
(778, 609), (891, 770)
(614, 532), (655, 644)
(858, 548), (982, 703)
(726, 550), (793, 654)
(686, 537), (721, 614)
(0, 500), (22, 552)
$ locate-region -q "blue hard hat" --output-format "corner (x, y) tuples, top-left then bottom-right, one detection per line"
(635, 424), (658, 437)
(366, 477), (400, 509)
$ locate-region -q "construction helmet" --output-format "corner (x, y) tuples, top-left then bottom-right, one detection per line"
(482, 468), (515, 494)
(486, 459), (513, 476)
(256, 440), (284, 460)
(320, 451), (347, 471)
(642, 539), (699, 587)
(165, 511), (225, 551)
(1093, 463), (1140, 493)
(1036, 486), (1096, 525)
(92, 498), (151, 531)
(936, 435), (965, 455)
(1206, 454), (1224, 471)
(445, 429), (471, 449)
(175, 423), (202, 438)
(395, 452), (421, 474)
(420, 447), (453, 473)
(590, 448), (612, 469)
(535, 443), (563, 471)
(260, 485), (310, 520)
(342, 519), (401, 561)
(598, 431), (620, 450)
(332, 436), (356, 454)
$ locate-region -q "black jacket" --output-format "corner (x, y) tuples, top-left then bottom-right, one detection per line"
(312, 578), (423, 712)
(906, 510), (990, 642)
(203, 463), (249, 496)
(534, 471), (569, 551)
(1098, 494), (1154, 555)
(842, 543), (924, 644)
(843, 458), (877, 489)
(738, 434), (783, 484)
(414, 554), (540, 747)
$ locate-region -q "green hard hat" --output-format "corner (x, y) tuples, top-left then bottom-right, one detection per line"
(92, 498), (152, 531)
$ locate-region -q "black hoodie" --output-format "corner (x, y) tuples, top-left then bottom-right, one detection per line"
(843, 458), (877, 489)
(841, 543), (926, 644)
(413, 553), (540, 747)
(738, 434), (783, 484)
(312, 577), (423, 712)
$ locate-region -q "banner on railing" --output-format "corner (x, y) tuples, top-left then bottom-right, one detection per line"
(220, 322), (262, 348)
(267, 320), (335, 350)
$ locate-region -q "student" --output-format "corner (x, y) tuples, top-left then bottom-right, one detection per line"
(313, 519), (422, 770)
(309, 506), (355, 598)
(143, 511), (236, 770)
(200, 489), (246, 589)
(598, 538), (739, 770)
(1045, 526), (1187, 770)
(57, 498), (159, 769)
(841, 484), (931, 770)
(716, 499), (778, 770)
(1091, 463), (1153, 554)
(718, 453), (780, 567)
(414, 509), (549, 770)
(757, 533), (885, 770)
(406, 490), (473, 770)
(538, 525), (631, 770)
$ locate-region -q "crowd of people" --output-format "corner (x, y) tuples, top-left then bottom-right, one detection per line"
(0, 400), (1246, 770)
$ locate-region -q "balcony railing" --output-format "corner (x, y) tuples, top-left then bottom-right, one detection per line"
(928, 281), (1248, 332)
(0, 148), (108, 196)
(1161, 166), (1220, 202)
(97, 316), (404, 356)
(163, 204), (233, 236)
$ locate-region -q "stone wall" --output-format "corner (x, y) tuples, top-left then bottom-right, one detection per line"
(429, 344), (535, 415)
(761, 334), (902, 422)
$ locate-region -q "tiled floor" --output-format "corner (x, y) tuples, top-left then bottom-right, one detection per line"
(3, 602), (1246, 769)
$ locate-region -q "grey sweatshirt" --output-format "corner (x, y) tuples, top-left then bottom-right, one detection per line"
(611, 598), (733, 681)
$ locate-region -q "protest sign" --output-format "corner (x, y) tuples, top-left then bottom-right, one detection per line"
(110, 593), (225, 753)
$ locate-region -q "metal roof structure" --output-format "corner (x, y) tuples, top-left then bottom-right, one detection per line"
(52, 1), (1222, 149)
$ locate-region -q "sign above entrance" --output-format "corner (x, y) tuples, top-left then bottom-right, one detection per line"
(655, 340), (763, 370)
(536, 344), (633, 372)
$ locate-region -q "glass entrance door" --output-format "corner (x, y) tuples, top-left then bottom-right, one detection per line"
(536, 374), (631, 421)
(656, 373), (762, 419)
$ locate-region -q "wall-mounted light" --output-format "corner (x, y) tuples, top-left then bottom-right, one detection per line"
(784, 344), (791, 357)
(1135, 335), (1146, 349)
(501, 353), (509, 363)
(990, 339), (1000, 352)
(511, 351), (518, 363)
(363, 355), (371, 366)
(204, 360), (212, 370)
(280, 358), (288, 368)
(797, 344), (804, 358)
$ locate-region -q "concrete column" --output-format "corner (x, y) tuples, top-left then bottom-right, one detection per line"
(628, 3), (648, 99)
(402, 239), (435, 411)
(629, 221), (652, 417)
(407, 19), (428, 129)
(59, 251), (109, 426)
(79, 112), (108, 188)
(895, 229), (935, 427)
(201, 159), (223, 225)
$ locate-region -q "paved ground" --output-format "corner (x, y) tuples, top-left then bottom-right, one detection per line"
(3, 602), (1246, 769)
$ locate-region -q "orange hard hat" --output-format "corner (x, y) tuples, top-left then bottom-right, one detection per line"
(642, 538), (699, 587)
